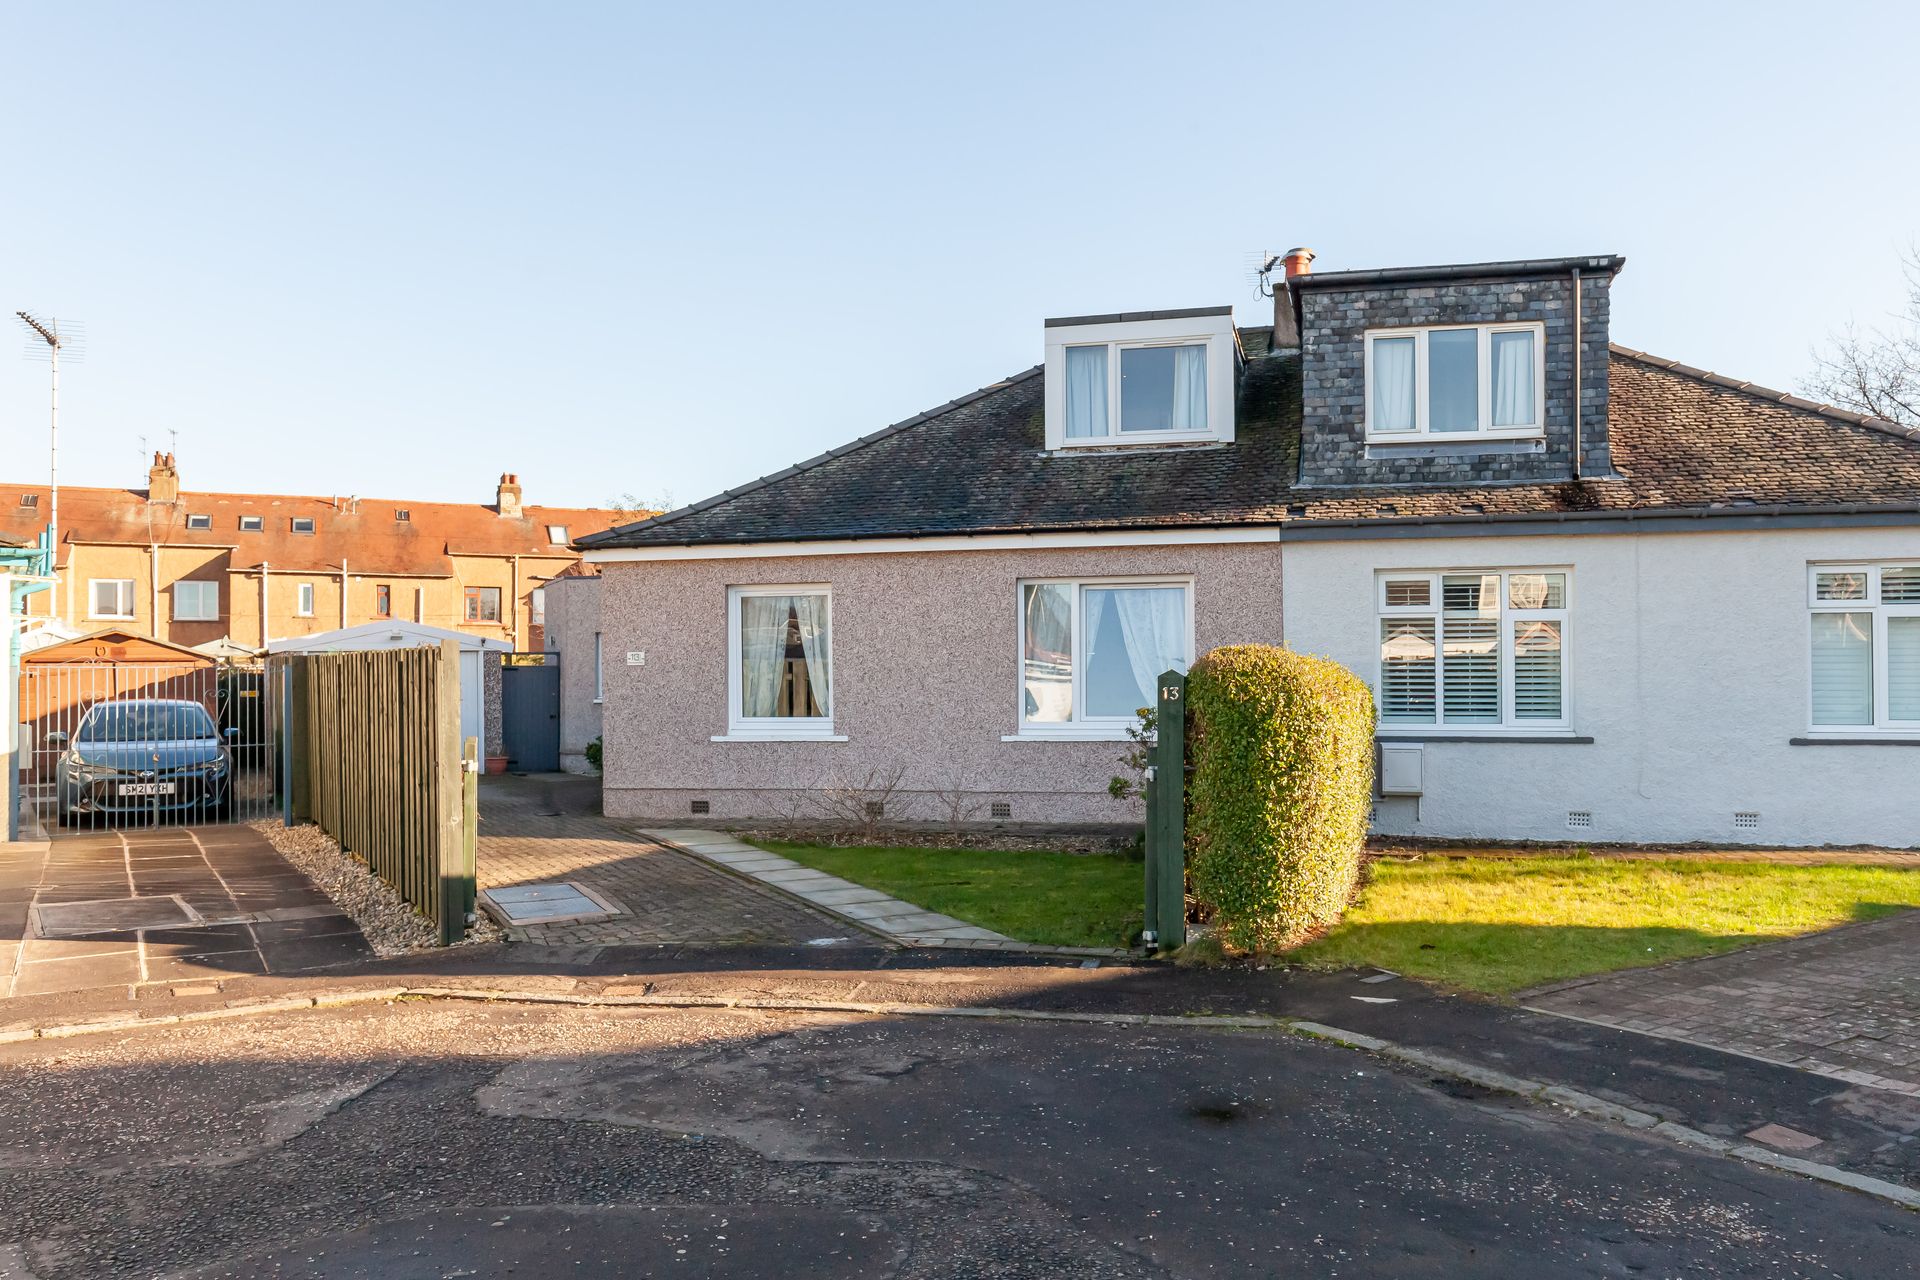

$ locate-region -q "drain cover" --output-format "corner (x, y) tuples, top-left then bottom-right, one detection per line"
(479, 882), (618, 926)
(34, 895), (202, 937)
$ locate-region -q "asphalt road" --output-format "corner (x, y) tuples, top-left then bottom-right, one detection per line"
(3, 999), (1917, 1278)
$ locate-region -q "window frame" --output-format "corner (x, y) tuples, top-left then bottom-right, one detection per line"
(87, 578), (136, 621)
(173, 580), (220, 622)
(593, 632), (604, 704)
(1374, 568), (1573, 736)
(295, 582), (316, 617)
(1806, 562), (1920, 734)
(464, 586), (502, 623)
(546, 524), (569, 545)
(238, 515), (263, 532)
(1043, 313), (1238, 450)
(1010, 576), (1196, 740)
(722, 584), (837, 740)
(290, 516), (316, 535)
(1363, 322), (1547, 442)
(374, 583), (392, 618)
(185, 513), (213, 530)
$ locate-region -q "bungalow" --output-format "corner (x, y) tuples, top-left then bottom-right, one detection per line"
(578, 252), (1920, 848)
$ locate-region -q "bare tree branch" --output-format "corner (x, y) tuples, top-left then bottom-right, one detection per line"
(1806, 248), (1920, 427)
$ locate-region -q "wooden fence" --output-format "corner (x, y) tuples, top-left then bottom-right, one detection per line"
(276, 639), (476, 944)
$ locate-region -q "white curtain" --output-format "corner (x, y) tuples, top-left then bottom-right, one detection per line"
(1491, 331), (1534, 427)
(791, 593), (830, 716)
(1022, 582), (1073, 721)
(1371, 337), (1415, 432)
(1107, 587), (1187, 715)
(1064, 345), (1108, 438)
(1171, 344), (1207, 430)
(738, 596), (787, 717)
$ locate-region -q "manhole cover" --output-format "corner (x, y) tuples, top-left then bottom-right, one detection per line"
(33, 895), (203, 937)
(479, 882), (619, 926)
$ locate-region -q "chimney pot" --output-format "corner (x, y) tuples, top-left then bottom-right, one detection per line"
(1282, 247), (1316, 279)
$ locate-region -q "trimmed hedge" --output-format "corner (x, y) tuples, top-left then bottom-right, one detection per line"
(1186, 645), (1375, 951)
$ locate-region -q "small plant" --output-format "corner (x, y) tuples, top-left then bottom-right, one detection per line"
(583, 736), (603, 772)
(1106, 704), (1157, 807)
(929, 775), (987, 830)
(817, 763), (911, 842)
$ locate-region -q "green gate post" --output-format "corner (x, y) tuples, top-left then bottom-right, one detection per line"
(1149, 669), (1187, 951)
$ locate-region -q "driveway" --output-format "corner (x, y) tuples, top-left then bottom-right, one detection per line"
(3, 995), (1916, 1277)
(1529, 908), (1920, 1094)
(2, 825), (372, 998)
(478, 774), (849, 946)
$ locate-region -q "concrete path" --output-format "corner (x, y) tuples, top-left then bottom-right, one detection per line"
(478, 775), (847, 947)
(642, 828), (1130, 958)
(1, 825), (371, 999)
(1529, 908), (1920, 1096)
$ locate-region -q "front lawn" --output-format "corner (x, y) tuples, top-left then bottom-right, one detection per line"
(753, 841), (1140, 949)
(1289, 856), (1920, 995)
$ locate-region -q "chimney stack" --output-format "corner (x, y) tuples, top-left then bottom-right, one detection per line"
(496, 472), (523, 518)
(148, 451), (180, 505)
(1281, 247), (1316, 279)
(1270, 248), (1317, 348)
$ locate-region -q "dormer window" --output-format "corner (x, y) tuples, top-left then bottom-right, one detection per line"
(394, 509), (411, 522)
(1043, 309), (1236, 449)
(1365, 323), (1544, 441)
(185, 513), (212, 530)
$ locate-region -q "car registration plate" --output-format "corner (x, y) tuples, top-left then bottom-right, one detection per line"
(118, 782), (177, 797)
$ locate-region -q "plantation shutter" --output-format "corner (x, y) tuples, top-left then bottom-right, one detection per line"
(1889, 616), (1920, 721)
(1513, 620), (1563, 719)
(1379, 618), (1436, 723)
(1441, 575), (1500, 723)
(1810, 612), (1874, 725)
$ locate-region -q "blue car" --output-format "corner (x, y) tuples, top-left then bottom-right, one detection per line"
(50, 699), (236, 826)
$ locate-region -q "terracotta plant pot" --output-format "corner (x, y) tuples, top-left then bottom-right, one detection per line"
(485, 755), (509, 775)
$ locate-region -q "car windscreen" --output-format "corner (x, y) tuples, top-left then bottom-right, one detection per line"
(78, 703), (218, 742)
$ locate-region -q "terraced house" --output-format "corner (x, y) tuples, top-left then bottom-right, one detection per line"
(2, 454), (625, 653)
(579, 251), (1920, 848)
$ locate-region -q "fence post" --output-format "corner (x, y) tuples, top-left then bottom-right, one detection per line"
(1148, 668), (1187, 951)
(286, 656), (312, 824)
(433, 640), (467, 945)
(462, 735), (480, 918)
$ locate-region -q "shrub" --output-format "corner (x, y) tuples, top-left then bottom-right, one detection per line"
(584, 736), (603, 772)
(1185, 644), (1375, 951)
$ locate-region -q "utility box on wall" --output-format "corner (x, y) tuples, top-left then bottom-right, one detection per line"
(1378, 742), (1424, 796)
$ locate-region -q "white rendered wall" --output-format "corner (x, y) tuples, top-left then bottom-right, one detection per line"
(1281, 525), (1920, 848)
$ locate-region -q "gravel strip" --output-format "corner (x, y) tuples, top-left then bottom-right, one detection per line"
(249, 820), (501, 956)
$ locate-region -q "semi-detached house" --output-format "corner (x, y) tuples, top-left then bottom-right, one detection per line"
(579, 252), (1920, 848)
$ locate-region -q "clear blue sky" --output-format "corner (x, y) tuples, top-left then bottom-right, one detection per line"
(4, 1), (1916, 510)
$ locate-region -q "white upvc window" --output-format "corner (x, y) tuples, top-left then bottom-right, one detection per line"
(1016, 577), (1193, 737)
(173, 580), (219, 621)
(1376, 569), (1570, 733)
(1364, 323), (1546, 441)
(88, 578), (136, 620)
(1808, 563), (1920, 733)
(723, 585), (835, 739)
(593, 632), (604, 703)
(1043, 312), (1238, 449)
(296, 582), (316, 617)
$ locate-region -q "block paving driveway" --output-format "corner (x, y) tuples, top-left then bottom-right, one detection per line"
(2, 824), (372, 998)
(1530, 908), (1920, 1095)
(476, 774), (848, 947)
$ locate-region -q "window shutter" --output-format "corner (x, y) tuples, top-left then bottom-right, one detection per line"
(1441, 617), (1500, 723)
(1882, 567), (1920, 603)
(1810, 612), (1874, 725)
(1379, 618), (1436, 723)
(1889, 617), (1920, 721)
(1513, 620), (1563, 720)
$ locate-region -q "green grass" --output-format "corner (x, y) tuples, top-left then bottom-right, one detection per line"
(753, 841), (1141, 949)
(1288, 857), (1920, 994)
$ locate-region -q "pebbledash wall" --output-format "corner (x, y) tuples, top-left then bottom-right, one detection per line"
(595, 541), (1282, 823)
(1282, 523), (1920, 849)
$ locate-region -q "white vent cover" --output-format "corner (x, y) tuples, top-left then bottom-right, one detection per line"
(1734, 812), (1760, 830)
(1567, 811), (1593, 830)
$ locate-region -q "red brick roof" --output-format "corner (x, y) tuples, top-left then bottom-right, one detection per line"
(0, 482), (637, 576)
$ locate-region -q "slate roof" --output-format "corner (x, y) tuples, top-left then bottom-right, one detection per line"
(581, 332), (1920, 549)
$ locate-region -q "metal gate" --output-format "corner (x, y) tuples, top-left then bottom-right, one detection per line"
(500, 652), (560, 773)
(18, 660), (279, 832)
